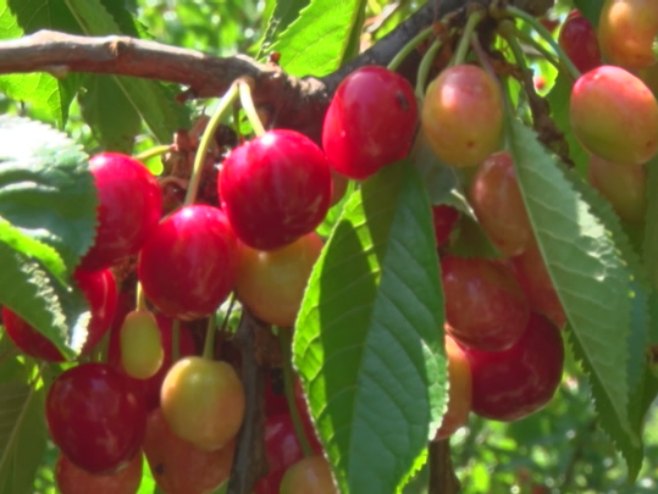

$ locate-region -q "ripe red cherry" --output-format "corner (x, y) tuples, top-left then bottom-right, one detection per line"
(2, 267), (117, 361)
(55, 451), (143, 494)
(462, 313), (564, 421)
(322, 65), (418, 179)
(46, 363), (146, 474)
(81, 153), (162, 270)
(558, 10), (601, 73)
(441, 256), (529, 351)
(219, 129), (332, 250)
(138, 204), (237, 320)
(469, 151), (532, 257)
(431, 205), (459, 248)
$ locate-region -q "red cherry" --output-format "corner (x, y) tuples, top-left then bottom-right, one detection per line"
(322, 66), (418, 180)
(431, 205), (459, 248)
(558, 10), (601, 73)
(55, 450), (143, 494)
(441, 256), (530, 351)
(81, 153), (162, 270)
(462, 313), (564, 421)
(46, 363), (146, 474)
(1, 308), (64, 361)
(219, 129), (332, 250)
(138, 204), (237, 320)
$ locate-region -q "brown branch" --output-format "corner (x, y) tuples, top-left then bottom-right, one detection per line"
(428, 439), (461, 494)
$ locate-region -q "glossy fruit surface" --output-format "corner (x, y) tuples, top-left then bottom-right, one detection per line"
(55, 451), (142, 494)
(469, 151), (532, 257)
(558, 10), (601, 73)
(219, 129), (332, 250)
(138, 205), (237, 320)
(279, 455), (337, 494)
(421, 64), (503, 167)
(161, 356), (245, 451)
(441, 256), (529, 351)
(435, 335), (472, 440)
(81, 153), (162, 270)
(46, 363), (146, 474)
(588, 155), (647, 222)
(463, 313), (564, 421)
(431, 205), (460, 248)
(598, 0), (658, 69)
(570, 65), (658, 164)
(120, 309), (164, 379)
(236, 232), (323, 327)
(322, 65), (418, 179)
(143, 408), (234, 494)
(2, 308), (64, 361)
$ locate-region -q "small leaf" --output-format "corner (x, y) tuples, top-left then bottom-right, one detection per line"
(258, 0), (311, 55)
(574, 0), (604, 26)
(642, 156), (658, 295)
(294, 162), (447, 493)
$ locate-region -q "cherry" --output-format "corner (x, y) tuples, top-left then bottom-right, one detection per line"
(279, 455), (337, 494)
(138, 204), (237, 320)
(119, 309), (164, 379)
(235, 232), (323, 327)
(321, 65), (418, 180)
(462, 313), (564, 421)
(161, 356), (245, 451)
(2, 267), (117, 361)
(46, 363), (146, 474)
(570, 65), (658, 164)
(441, 256), (530, 351)
(431, 205), (459, 248)
(558, 10), (601, 73)
(588, 155), (647, 223)
(469, 151), (532, 257)
(81, 152), (162, 270)
(55, 450), (142, 494)
(421, 64), (503, 167)
(598, 0), (658, 70)
(435, 335), (472, 440)
(143, 408), (234, 494)
(219, 129), (332, 250)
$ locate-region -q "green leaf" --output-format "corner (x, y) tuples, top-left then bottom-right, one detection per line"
(258, 0), (311, 55)
(0, 358), (47, 494)
(269, 0), (367, 77)
(574, 0), (603, 27)
(642, 156), (658, 295)
(294, 162), (447, 493)
(507, 117), (645, 477)
(0, 116), (97, 274)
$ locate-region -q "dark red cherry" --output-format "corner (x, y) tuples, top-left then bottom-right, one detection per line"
(46, 363), (146, 474)
(431, 205), (459, 248)
(219, 129), (332, 250)
(462, 313), (564, 421)
(441, 256), (530, 351)
(558, 10), (601, 73)
(322, 66), (418, 179)
(81, 153), (162, 270)
(2, 308), (64, 362)
(138, 205), (237, 320)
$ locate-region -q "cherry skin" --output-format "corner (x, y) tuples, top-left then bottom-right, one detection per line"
(138, 204), (237, 320)
(462, 313), (564, 421)
(435, 335), (472, 440)
(469, 151), (532, 257)
(421, 64), (503, 167)
(322, 65), (418, 180)
(588, 155), (647, 223)
(2, 267), (117, 361)
(81, 152), (162, 270)
(431, 205), (460, 248)
(598, 0), (658, 70)
(279, 455), (337, 494)
(558, 10), (601, 73)
(143, 408), (234, 494)
(441, 256), (530, 351)
(46, 363), (146, 474)
(55, 450), (143, 494)
(219, 129), (332, 250)
(236, 232), (323, 327)
(119, 309), (164, 379)
(570, 65), (658, 164)
(161, 356), (245, 451)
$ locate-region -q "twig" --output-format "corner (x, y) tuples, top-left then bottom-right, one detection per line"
(429, 439), (461, 493)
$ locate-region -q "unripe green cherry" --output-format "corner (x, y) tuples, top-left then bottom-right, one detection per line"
(120, 309), (164, 380)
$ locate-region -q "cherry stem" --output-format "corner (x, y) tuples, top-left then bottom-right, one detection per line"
(504, 6), (581, 80)
(172, 319), (180, 362)
(387, 25), (434, 72)
(503, 22), (561, 70)
(135, 282), (147, 312)
(278, 329), (314, 458)
(451, 9), (485, 66)
(219, 294), (237, 334)
(134, 144), (171, 163)
(238, 79), (266, 137)
(184, 80), (240, 206)
(415, 38), (444, 100)
(202, 315), (216, 360)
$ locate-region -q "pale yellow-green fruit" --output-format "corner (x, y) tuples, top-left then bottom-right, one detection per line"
(120, 309), (164, 380)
